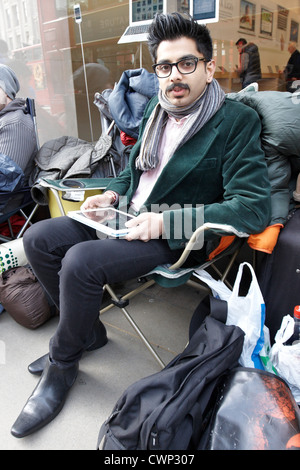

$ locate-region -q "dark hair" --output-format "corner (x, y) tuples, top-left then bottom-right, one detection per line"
(147, 12), (213, 62)
(235, 38), (247, 46)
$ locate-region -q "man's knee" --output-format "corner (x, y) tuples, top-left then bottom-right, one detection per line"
(60, 242), (106, 289)
(60, 243), (94, 279)
(23, 217), (73, 255)
(23, 219), (48, 252)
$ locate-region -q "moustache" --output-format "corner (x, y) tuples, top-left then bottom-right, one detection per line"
(166, 83), (190, 93)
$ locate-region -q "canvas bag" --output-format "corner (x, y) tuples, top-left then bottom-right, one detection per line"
(195, 262), (265, 369)
(97, 295), (244, 451)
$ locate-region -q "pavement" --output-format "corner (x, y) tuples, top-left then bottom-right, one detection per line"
(0, 277), (205, 450)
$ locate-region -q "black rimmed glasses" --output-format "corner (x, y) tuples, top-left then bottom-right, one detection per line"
(152, 57), (210, 78)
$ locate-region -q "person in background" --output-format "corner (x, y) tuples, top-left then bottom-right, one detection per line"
(0, 64), (37, 184)
(236, 38), (262, 89)
(283, 41), (300, 92)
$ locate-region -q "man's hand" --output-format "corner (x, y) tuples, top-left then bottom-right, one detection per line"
(125, 212), (164, 242)
(80, 192), (114, 211)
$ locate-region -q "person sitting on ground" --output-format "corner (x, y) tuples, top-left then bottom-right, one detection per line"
(11, 12), (271, 439)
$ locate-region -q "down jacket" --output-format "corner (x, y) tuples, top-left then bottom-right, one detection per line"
(29, 135), (113, 205)
(108, 68), (159, 139)
(227, 90), (300, 225)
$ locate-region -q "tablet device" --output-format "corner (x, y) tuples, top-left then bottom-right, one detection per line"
(67, 207), (135, 237)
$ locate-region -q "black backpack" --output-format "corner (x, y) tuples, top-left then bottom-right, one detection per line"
(97, 295), (245, 450)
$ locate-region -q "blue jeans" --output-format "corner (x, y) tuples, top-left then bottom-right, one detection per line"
(23, 216), (182, 366)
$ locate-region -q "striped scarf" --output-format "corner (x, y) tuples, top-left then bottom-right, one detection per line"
(135, 79), (225, 171)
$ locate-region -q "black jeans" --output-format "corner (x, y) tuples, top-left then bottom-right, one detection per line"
(23, 216), (182, 366)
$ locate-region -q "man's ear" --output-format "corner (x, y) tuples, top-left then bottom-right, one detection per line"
(206, 59), (216, 83)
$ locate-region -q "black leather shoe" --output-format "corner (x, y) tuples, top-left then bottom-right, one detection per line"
(11, 358), (78, 438)
(28, 319), (108, 376)
(28, 353), (49, 376)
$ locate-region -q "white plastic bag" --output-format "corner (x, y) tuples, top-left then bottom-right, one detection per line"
(270, 315), (300, 404)
(259, 325), (278, 374)
(195, 262), (265, 369)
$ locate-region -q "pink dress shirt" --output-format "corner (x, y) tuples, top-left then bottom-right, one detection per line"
(130, 115), (188, 212)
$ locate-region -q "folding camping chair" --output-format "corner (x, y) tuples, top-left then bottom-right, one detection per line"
(44, 80), (293, 369)
(43, 177), (248, 369)
(40, 84), (253, 368)
(0, 98), (40, 242)
(93, 85), (250, 368)
(41, 80), (300, 368)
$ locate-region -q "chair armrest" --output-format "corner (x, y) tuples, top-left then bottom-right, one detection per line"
(170, 223), (249, 270)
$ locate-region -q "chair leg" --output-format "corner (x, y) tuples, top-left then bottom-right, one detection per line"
(210, 245), (241, 289)
(100, 278), (155, 314)
(7, 218), (14, 238)
(103, 283), (165, 369)
(17, 204), (39, 238)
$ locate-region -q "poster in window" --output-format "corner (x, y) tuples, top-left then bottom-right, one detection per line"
(277, 5), (288, 31)
(132, 0), (163, 22)
(260, 8), (273, 36)
(192, 0), (217, 22)
(239, 0), (256, 32)
(290, 20), (299, 42)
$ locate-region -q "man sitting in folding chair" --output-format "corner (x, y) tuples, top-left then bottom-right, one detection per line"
(11, 13), (271, 438)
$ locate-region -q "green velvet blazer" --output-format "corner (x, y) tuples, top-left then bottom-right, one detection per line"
(107, 96), (271, 257)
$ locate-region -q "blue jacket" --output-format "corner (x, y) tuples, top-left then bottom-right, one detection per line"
(0, 153), (25, 214)
(108, 68), (159, 139)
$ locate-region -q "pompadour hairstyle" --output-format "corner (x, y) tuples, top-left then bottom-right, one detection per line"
(147, 12), (213, 62)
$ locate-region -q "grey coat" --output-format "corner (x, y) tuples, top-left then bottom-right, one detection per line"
(0, 98), (37, 183)
(29, 134), (112, 204)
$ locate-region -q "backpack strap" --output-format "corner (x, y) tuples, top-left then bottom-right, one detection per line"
(189, 294), (227, 340)
(209, 295), (227, 323)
